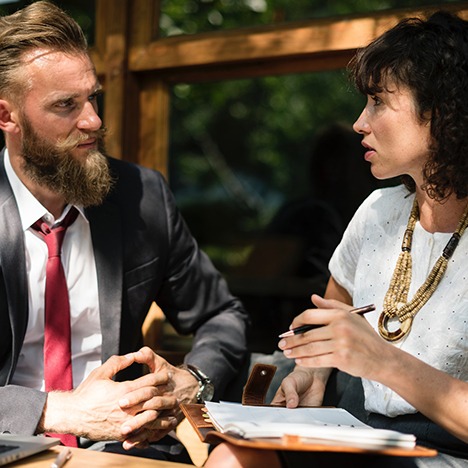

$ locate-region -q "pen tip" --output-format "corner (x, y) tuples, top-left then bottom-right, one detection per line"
(278, 331), (293, 338)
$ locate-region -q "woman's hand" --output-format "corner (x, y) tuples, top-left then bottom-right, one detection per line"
(278, 295), (391, 381)
(271, 366), (332, 408)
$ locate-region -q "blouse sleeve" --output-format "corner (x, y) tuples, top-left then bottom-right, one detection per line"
(328, 190), (380, 297)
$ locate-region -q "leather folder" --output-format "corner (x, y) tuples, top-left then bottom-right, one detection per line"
(180, 363), (438, 457)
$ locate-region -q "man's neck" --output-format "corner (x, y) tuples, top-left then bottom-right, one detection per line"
(7, 146), (66, 218)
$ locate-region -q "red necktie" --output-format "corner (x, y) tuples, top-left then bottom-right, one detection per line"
(33, 207), (79, 447)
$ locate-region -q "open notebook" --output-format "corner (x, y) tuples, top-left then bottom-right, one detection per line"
(205, 402), (417, 450)
(181, 363), (437, 458)
(0, 434), (60, 466)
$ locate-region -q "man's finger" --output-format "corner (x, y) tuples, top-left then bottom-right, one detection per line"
(90, 353), (136, 379)
(121, 409), (178, 437)
(119, 388), (177, 412)
(132, 347), (169, 373)
(122, 428), (172, 449)
(119, 372), (170, 402)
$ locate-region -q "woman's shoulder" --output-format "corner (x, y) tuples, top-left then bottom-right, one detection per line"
(367, 183), (410, 203)
(347, 184), (413, 232)
(361, 184), (412, 213)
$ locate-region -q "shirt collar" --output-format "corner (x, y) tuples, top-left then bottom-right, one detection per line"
(4, 148), (87, 230)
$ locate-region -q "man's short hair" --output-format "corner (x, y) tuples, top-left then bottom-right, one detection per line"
(0, 1), (88, 100)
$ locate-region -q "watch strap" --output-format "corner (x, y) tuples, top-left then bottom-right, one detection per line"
(180, 364), (213, 403)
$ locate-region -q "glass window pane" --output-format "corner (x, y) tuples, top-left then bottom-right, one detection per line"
(169, 70), (397, 350)
(169, 70), (381, 271)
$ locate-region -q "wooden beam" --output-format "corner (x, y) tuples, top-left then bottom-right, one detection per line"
(137, 78), (170, 176)
(154, 50), (355, 83)
(129, 4), (468, 81)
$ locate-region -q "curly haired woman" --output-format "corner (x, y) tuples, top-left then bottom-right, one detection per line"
(205, 10), (468, 468)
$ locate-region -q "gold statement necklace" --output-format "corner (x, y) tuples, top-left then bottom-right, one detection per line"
(378, 197), (468, 342)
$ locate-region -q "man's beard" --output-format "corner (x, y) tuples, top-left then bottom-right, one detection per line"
(20, 117), (114, 207)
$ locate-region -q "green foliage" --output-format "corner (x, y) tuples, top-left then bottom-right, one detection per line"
(169, 71), (365, 269)
(166, 0), (465, 270)
(160, 0), (464, 36)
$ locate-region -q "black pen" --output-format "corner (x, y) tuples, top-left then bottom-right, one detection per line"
(278, 304), (376, 338)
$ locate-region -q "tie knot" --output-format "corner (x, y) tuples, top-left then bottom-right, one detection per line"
(32, 207), (79, 257)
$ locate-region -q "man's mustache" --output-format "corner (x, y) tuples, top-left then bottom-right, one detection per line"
(55, 127), (107, 152)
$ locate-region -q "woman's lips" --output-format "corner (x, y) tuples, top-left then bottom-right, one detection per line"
(364, 149), (375, 161)
(362, 142), (376, 161)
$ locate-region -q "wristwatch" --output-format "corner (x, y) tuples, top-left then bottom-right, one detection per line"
(180, 364), (215, 403)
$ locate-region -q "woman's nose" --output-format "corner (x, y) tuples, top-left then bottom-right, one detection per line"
(353, 108), (370, 134)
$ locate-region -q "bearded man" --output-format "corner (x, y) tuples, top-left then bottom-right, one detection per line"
(0, 2), (249, 463)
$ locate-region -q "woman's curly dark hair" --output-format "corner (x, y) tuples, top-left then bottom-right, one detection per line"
(349, 11), (468, 201)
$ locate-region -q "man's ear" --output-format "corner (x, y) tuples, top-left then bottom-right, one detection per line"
(0, 99), (20, 134)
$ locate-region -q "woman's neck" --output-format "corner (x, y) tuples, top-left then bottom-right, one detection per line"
(416, 190), (468, 233)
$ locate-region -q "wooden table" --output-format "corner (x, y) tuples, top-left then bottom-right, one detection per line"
(8, 446), (195, 467)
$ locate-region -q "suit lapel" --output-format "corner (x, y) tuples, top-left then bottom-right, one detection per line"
(1, 150), (124, 376)
(86, 201), (123, 362)
(0, 150), (29, 383)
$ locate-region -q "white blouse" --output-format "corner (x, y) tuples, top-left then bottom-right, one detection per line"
(329, 185), (468, 417)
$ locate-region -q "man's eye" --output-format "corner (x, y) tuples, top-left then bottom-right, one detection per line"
(89, 90), (103, 102)
(371, 95), (382, 106)
(56, 99), (75, 109)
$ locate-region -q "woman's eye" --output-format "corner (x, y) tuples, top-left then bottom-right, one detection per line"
(371, 95), (382, 106)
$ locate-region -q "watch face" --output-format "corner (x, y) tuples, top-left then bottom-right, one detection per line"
(183, 364), (215, 402)
(200, 381), (215, 402)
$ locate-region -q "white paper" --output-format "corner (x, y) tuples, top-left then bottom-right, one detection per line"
(204, 402), (416, 449)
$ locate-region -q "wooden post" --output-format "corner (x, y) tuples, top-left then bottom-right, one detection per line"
(93, 0), (130, 160)
(137, 77), (170, 176)
(128, 0), (170, 175)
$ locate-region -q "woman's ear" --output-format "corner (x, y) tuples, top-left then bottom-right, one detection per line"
(0, 99), (20, 134)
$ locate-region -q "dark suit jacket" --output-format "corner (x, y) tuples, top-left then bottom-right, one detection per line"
(0, 150), (249, 434)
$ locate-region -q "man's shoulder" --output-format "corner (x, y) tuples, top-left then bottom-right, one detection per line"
(103, 156), (173, 214)
(107, 156), (164, 179)
(106, 156), (168, 192)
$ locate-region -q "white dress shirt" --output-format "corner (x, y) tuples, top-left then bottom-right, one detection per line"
(5, 150), (102, 391)
(330, 184), (468, 417)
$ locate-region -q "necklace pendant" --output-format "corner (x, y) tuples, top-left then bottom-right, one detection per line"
(378, 312), (413, 342)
